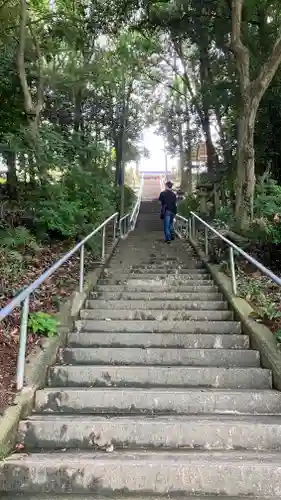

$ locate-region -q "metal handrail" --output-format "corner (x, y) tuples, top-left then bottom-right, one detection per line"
(119, 213), (131, 238)
(0, 212), (118, 390)
(130, 176), (144, 230)
(119, 176), (143, 238)
(160, 176), (165, 191)
(175, 211), (281, 296)
(0, 179), (144, 390)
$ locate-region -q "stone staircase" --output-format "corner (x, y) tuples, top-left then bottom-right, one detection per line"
(1, 203), (281, 498)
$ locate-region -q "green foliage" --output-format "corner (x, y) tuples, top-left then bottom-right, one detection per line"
(0, 248), (24, 291)
(0, 227), (39, 252)
(237, 273), (281, 321)
(35, 196), (87, 238)
(255, 178), (281, 219)
(275, 329), (281, 344)
(178, 194), (199, 218)
(239, 177), (281, 243)
(22, 167), (121, 239)
(115, 185), (136, 214)
(28, 312), (58, 338)
(214, 206), (233, 224)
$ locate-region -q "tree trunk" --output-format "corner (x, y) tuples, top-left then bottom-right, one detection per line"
(4, 150), (17, 199)
(74, 88), (83, 133)
(213, 184), (221, 214)
(178, 121), (185, 188)
(201, 113), (220, 174)
(234, 99), (258, 226)
(231, 0), (281, 229)
(17, 0), (43, 177)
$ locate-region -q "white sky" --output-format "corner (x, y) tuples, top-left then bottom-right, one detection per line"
(139, 127), (175, 172)
(138, 118), (220, 173)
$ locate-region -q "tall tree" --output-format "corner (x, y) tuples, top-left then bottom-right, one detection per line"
(231, 0), (281, 226)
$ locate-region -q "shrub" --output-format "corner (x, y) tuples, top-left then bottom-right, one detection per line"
(251, 177), (281, 244)
(0, 226), (39, 252)
(36, 198), (87, 238)
(28, 312), (58, 337)
(214, 206), (233, 224)
(114, 185), (136, 214)
(23, 167), (120, 240)
(255, 177), (281, 219)
(178, 194), (200, 218)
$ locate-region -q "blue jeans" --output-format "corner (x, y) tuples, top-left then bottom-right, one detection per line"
(163, 210), (175, 241)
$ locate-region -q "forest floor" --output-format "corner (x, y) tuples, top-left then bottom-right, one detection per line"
(0, 241), (102, 415)
(234, 242), (281, 338)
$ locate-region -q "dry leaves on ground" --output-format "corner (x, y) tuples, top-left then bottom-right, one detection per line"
(0, 237), (112, 415)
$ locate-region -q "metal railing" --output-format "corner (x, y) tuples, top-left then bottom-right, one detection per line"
(175, 211), (281, 296)
(0, 212), (118, 390)
(160, 176), (165, 191)
(0, 180), (144, 391)
(119, 176), (143, 238)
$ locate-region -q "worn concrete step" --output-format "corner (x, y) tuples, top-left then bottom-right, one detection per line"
(49, 365), (270, 389)
(68, 332), (250, 349)
(4, 496), (276, 500)
(97, 284), (219, 293)
(86, 300), (228, 310)
(100, 277), (214, 285)
(34, 387), (281, 415)
(77, 319), (241, 334)
(18, 414), (280, 451)
(80, 309), (233, 321)
(120, 273), (211, 280)
(128, 272), (210, 278)
(106, 269), (208, 276)
(129, 267), (206, 274)
(3, 450), (281, 495)
(94, 291), (223, 301)
(59, 347), (259, 367)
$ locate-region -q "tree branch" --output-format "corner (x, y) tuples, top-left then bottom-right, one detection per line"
(253, 34), (281, 99)
(28, 21), (44, 117)
(17, 0), (33, 113)
(142, 69), (186, 97)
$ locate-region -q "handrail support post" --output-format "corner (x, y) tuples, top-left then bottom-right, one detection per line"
(79, 244), (85, 292)
(16, 295), (30, 391)
(204, 226), (208, 257)
(113, 215), (117, 240)
(229, 247), (237, 295)
(191, 215), (196, 241)
(101, 225), (106, 262)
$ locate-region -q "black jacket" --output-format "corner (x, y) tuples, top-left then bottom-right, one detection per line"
(159, 189), (177, 214)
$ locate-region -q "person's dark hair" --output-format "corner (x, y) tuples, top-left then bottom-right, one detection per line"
(166, 181), (173, 189)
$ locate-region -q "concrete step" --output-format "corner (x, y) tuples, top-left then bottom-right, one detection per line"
(126, 272), (210, 279)
(49, 365), (271, 389)
(97, 284), (219, 293)
(126, 275), (213, 282)
(18, 415), (280, 451)
(59, 347), (260, 367)
(86, 300), (228, 310)
(68, 332), (250, 349)
(34, 387), (281, 415)
(77, 319), (241, 334)
(94, 291), (223, 301)
(99, 278), (214, 285)
(129, 267), (206, 274)
(80, 309), (233, 321)
(3, 496), (277, 500)
(2, 450), (281, 495)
